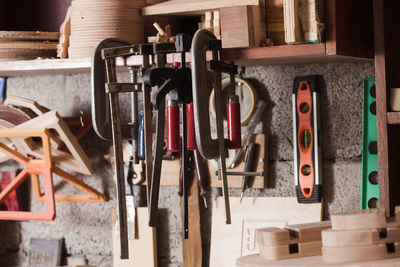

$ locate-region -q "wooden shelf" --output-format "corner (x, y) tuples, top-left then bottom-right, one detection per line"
(0, 43), (372, 76)
(0, 57), (92, 76)
(387, 112), (400, 125)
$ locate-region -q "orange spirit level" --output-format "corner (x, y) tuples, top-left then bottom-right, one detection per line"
(292, 76), (322, 203)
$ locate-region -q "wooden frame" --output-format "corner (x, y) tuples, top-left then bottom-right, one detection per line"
(13, 111), (93, 175)
(373, 0), (400, 216)
(0, 128), (56, 221)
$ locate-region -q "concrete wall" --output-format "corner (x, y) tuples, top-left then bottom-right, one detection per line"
(0, 60), (374, 266)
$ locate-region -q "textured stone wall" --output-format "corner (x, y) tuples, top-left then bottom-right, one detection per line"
(0, 61), (374, 266)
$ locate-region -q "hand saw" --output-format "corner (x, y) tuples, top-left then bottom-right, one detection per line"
(292, 75), (322, 203)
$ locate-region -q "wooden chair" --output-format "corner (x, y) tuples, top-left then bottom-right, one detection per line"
(0, 128), (55, 221)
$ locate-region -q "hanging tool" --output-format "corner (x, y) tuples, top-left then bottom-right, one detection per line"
(292, 75), (322, 203)
(191, 29), (239, 224)
(361, 77), (379, 209)
(231, 99), (268, 168)
(240, 142), (259, 203)
(92, 39), (151, 259)
(143, 37), (194, 237)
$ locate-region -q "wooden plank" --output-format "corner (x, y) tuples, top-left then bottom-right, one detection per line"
(158, 134), (266, 188)
(181, 176), (202, 267)
(220, 43), (326, 62)
(322, 227), (400, 247)
(283, 0), (303, 44)
(112, 208), (158, 267)
(142, 0), (260, 15)
(220, 4), (266, 48)
(323, 243), (400, 264)
(260, 241), (322, 261)
(0, 42), (57, 50)
(257, 222), (330, 260)
(0, 31), (59, 41)
(387, 112), (400, 124)
(210, 197), (322, 267)
(285, 221), (331, 243)
(266, 7), (285, 45)
(236, 254), (400, 267)
(14, 111), (93, 175)
(373, 0), (400, 216)
(330, 208), (388, 230)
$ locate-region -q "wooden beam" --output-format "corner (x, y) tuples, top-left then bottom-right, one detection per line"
(142, 0), (260, 16)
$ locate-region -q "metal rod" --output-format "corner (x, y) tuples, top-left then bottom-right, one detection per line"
(141, 54), (153, 209)
(215, 171), (264, 176)
(105, 57), (129, 259)
(182, 103), (189, 239)
(213, 49), (231, 225)
(130, 67), (139, 165)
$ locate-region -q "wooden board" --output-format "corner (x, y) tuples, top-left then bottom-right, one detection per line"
(285, 221), (331, 243)
(14, 111), (93, 175)
(322, 227), (400, 247)
(283, 0), (303, 44)
(236, 254), (400, 267)
(330, 208), (391, 230)
(0, 49), (56, 61)
(142, 0), (261, 16)
(257, 221), (330, 246)
(181, 176), (202, 267)
(257, 222), (330, 261)
(140, 134), (267, 188)
(259, 241), (322, 260)
(323, 243), (400, 264)
(112, 208), (157, 267)
(220, 3), (266, 48)
(0, 42), (57, 50)
(0, 31), (59, 41)
(210, 197), (322, 267)
(266, 7), (285, 45)
(207, 134), (267, 188)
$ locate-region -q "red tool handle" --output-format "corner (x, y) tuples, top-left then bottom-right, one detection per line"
(167, 99), (180, 151)
(227, 95), (241, 149)
(186, 103), (198, 150)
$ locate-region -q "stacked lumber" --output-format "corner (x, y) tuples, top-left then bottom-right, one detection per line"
(0, 31), (59, 61)
(283, 0), (303, 44)
(257, 221), (331, 260)
(69, 0), (146, 58)
(198, 11), (220, 39)
(322, 208), (400, 264)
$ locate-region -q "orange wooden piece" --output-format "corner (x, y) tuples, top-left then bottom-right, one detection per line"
(296, 81), (314, 198)
(0, 128), (56, 221)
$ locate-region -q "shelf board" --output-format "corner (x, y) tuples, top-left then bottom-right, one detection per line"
(387, 112), (400, 124)
(0, 57), (92, 76)
(0, 43), (371, 76)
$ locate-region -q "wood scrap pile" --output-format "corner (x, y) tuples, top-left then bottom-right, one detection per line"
(0, 31), (59, 61)
(147, 23), (175, 43)
(198, 11), (220, 39)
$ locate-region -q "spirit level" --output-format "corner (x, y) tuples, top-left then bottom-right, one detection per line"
(292, 75), (322, 203)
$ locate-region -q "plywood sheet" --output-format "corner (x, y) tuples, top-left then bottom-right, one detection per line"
(210, 197), (322, 267)
(112, 208), (157, 267)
